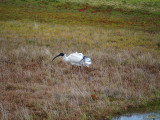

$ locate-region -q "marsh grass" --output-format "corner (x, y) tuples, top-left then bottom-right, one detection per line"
(2, 0), (160, 13)
(0, 20), (160, 119)
(0, 20), (159, 52)
(0, 0), (160, 119)
(0, 1), (160, 32)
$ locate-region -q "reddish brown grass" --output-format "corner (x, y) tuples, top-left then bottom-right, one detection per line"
(0, 44), (160, 119)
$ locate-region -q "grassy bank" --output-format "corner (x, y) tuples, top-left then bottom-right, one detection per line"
(0, 0), (160, 119)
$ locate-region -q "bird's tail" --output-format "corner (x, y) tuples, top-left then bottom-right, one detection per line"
(85, 58), (92, 64)
(83, 57), (92, 67)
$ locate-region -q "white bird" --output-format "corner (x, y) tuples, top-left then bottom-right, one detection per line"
(52, 52), (92, 70)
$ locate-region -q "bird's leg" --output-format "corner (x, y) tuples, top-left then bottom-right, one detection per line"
(79, 66), (82, 72)
(72, 65), (74, 70)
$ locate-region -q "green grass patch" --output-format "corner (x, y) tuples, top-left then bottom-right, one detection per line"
(0, 1), (160, 32)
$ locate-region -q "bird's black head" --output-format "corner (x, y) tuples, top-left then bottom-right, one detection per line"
(52, 52), (64, 61)
(59, 53), (64, 56)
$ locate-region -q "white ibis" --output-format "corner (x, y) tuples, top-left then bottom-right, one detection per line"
(52, 52), (92, 70)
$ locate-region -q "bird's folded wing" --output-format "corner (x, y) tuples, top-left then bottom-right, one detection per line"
(68, 53), (83, 62)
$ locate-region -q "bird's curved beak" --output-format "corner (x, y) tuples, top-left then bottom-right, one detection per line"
(52, 54), (60, 61)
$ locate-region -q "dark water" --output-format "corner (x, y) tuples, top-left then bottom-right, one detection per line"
(112, 111), (160, 120)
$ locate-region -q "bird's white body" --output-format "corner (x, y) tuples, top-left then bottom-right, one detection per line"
(63, 52), (92, 67)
